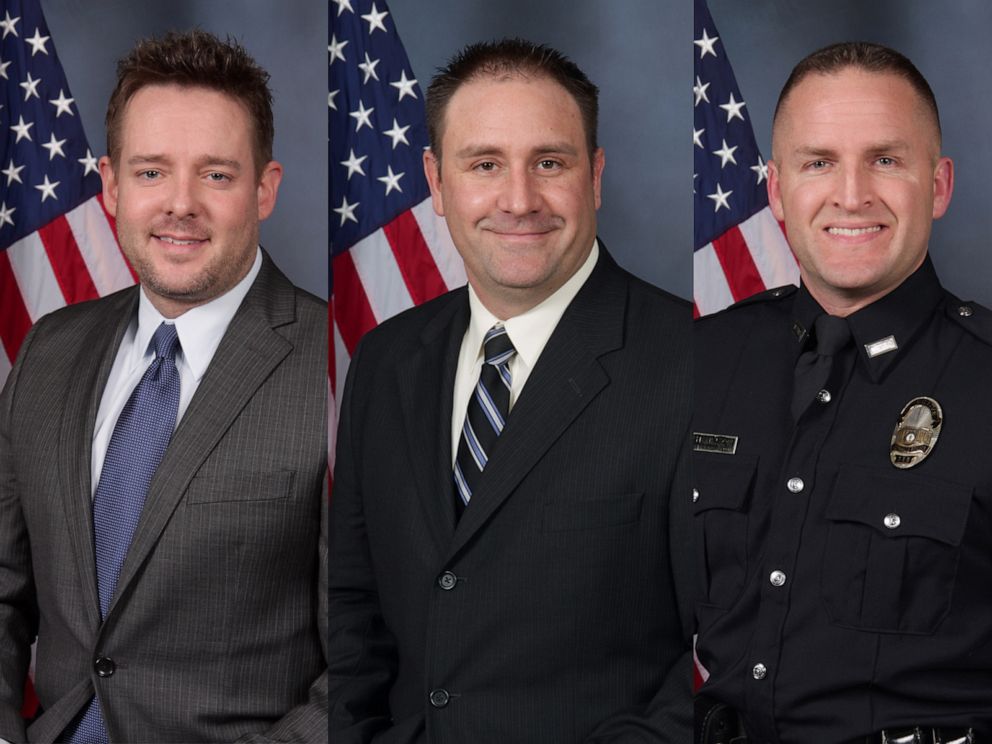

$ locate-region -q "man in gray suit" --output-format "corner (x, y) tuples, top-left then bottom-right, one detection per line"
(0, 31), (327, 743)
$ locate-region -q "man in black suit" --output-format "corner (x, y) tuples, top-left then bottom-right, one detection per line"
(329, 38), (692, 743)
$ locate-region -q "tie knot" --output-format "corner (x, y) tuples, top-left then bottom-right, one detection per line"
(483, 325), (516, 366)
(813, 314), (851, 356)
(150, 322), (180, 361)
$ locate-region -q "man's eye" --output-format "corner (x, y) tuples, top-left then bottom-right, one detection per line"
(808, 160), (828, 170)
(537, 159), (561, 170)
(475, 161), (497, 172)
(876, 156), (896, 166)
(139, 170), (161, 179)
(207, 172), (231, 182)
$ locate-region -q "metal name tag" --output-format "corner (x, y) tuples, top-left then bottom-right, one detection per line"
(694, 432), (738, 455)
(890, 396), (943, 469)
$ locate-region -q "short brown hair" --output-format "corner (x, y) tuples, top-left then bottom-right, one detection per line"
(425, 38), (599, 161)
(774, 41), (941, 142)
(106, 29), (274, 174)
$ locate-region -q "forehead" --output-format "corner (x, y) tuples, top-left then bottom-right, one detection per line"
(120, 84), (252, 142)
(775, 69), (938, 150)
(441, 73), (585, 147)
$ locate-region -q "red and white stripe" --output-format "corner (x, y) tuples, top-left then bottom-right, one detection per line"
(329, 197), (463, 464)
(0, 195), (133, 387)
(693, 206), (798, 317)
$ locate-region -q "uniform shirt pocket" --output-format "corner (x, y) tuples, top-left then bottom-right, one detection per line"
(822, 464), (971, 634)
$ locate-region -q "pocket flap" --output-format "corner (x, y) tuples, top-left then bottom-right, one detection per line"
(542, 492), (643, 532)
(693, 454), (758, 515)
(826, 465), (971, 546)
(187, 470), (295, 504)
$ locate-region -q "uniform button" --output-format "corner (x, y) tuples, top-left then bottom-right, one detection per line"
(752, 663), (767, 680)
(94, 657), (116, 678)
(692, 488), (699, 503)
(429, 688), (450, 708)
(816, 389), (831, 404)
(786, 477), (804, 493)
(437, 571), (457, 591)
(769, 570), (786, 587)
(959, 305), (973, 317)
(883, 513), (901, 529)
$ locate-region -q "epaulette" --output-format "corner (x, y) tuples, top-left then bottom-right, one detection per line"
(944, 295), (992, 347)
(707, 284), (797, 317)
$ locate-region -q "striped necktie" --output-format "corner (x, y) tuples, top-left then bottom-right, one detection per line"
(453, 325), (516, 516)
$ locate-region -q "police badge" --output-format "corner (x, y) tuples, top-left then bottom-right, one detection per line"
(890, 396), (943, 469)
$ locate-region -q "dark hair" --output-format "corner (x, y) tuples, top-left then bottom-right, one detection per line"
(773, 41), (941, 142)
(425, 38), (599, 160)
(106, 29), (274, 174)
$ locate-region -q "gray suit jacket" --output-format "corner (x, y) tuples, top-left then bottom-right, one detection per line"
(0, 253), (328, 743)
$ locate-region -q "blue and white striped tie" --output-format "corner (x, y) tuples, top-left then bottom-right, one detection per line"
(453, 325), (516, 515)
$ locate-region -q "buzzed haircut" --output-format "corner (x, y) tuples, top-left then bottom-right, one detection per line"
(106, 29), (274, 174)
(425, 37), (599, 160)
(773, 41), (941, 142)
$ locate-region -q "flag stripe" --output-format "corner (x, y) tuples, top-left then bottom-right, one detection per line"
(711, 224), (766, 302)
(693, 243), (735, 316)
(0, 252), (33, 365)
(737, 209), (797, 289)
(382, 208), (448, 305)
(410, 199), (466, 290)
(65, 197), (134, 296)
(332, 250), (378, 355)
(7, 233), (66, 323)
(350, 228), (414, 322)
(37, 215), (101, 305)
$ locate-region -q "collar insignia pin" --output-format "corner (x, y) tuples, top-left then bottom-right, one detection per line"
(890, 396), (942, 469)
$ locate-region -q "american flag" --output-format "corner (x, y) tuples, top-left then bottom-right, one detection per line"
(0, 0), (133, 390)
(329, 0), (464, 456)
(692, 0), (797, 317)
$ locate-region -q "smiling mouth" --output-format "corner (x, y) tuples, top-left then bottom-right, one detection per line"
(826, 226), (883, 237)
(155, 235), (207, 246)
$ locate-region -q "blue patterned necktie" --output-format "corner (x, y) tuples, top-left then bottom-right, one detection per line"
(66, 322), (181, 744)
(453, 325), (516, 517)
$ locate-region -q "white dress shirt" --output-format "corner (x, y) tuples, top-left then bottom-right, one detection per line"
(450, 240), (599, 463)
(90, 248), (262, 496)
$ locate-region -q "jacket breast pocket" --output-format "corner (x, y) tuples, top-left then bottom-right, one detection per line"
(693, 454), (757, 609)
(186, 470), (295, 505)
(541, 492), (643, 532)
(821, 465), (972, 634)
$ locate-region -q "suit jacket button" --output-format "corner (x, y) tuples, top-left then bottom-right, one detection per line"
(429, 688), (450, 708)
(437, 571), (457, 591)
(94, 657), (116, 677)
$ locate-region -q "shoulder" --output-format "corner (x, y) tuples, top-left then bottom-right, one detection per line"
(24, 286), (135, 349)
(696, 284), (796, 334)
(354, 286), (467, 358)
(941, 293), (992, 348)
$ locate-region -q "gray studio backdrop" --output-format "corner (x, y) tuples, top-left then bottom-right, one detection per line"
(390, 0), (691, 300)
(709, 0), (992, 306)
(42, 0), (328, 299)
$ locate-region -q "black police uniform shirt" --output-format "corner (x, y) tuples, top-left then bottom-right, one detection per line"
(694, 258), (992, 742)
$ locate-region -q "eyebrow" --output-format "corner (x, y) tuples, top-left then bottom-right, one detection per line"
(126, 154), (243, 171)
(453, 141), (580, 159)
(792, 140), (911, 159)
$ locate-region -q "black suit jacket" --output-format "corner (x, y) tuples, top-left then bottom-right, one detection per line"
(329, 247), (693, 743)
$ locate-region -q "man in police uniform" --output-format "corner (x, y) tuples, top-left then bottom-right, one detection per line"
(695, 42), (992, 743)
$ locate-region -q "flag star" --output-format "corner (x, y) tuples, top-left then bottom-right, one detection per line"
(707, 183), (733, 212)
(712, 138), (738, 168)
(694, 28), (719, 59)
(35, 174), (60, 202)
(26, 27), (50, 56)
(390, 70), (418, 101)
(383, 118), (410, 149)
(49, 89), (75, 117)
(361, 2), (389, 34)
(10, 115), (33, 142)
(332, 0), (354, 16)
(0, 201), (14, 228)
(340, 148), (367, 179)
(41, 132), (67, 160)
(358, 52), (380, 84)
(0, 59), (11, 80)
(328, 33), (348, 65)
(377, 165), (404, 195)
(693, 76), (710, 106)
(334, 196), (359, 226)
(3, 159), (24, 185)
(693, 127), (704, 149)
(751, 156), (768, 184)
(0, 11), (19, 39)
(328, 89), (339, 110)
(78, 149), (99, 176)
(349, 100), (374, 132)
(719, 92), (746, 123)
(20, 72), (41, 101)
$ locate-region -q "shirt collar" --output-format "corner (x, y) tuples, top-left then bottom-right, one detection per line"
(134, 247), (262, 380)
(791, 256), (944, 382)
(466, 239), (599, 367)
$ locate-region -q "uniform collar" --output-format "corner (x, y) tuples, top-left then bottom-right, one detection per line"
(791, 257), (944, 383)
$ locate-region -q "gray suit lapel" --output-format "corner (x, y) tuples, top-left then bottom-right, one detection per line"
(445, 252), (627, 562)
(397, 292), (468, 552)
(58, 289), (139, 629)
(105, 256), (296, 620)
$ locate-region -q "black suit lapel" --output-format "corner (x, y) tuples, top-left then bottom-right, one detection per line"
(397, 291), (469, 552)
(59, 288), (139, 629)
(445, 250), (627, 562)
